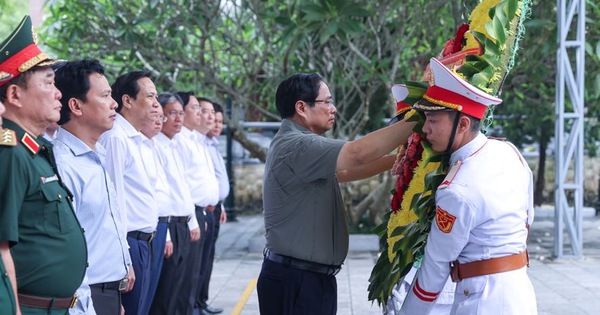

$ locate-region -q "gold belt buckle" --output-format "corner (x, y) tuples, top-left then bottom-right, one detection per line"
(69, 294), (79, 308)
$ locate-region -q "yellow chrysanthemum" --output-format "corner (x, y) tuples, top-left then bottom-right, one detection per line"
(386, 157), (441, 262)
(465, 0), (502, 50)
(386, 208), (418, 262)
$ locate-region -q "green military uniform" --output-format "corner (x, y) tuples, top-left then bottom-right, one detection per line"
(0, 252), (17, 315)
(0, 120), (87, 315)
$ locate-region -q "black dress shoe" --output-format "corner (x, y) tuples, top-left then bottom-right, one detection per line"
(204, 305), (223, 314)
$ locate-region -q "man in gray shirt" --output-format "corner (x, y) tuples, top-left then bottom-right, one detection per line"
(258, 73), (415, 315)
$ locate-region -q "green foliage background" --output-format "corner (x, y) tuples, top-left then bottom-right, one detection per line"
(0, 0), (28, 36)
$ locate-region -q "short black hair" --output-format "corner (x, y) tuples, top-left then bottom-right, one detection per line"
(175, 91), (196, 108)
(212, 102), (223, 114)
(275, 73), (323, 119)
(111, 70), (152, 113)
(196, 96), (213, 104)
(55, 60), (105, 125)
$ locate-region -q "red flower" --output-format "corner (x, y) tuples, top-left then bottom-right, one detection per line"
(442, 23), (470, 57)
(391, 191), (401, 212)
(390, 132), (425, 212)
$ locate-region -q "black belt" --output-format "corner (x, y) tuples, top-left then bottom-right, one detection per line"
(159, 216), (191, 223)
(127, 230), (155, 242)
(264, 249), (341, 276)
(90, 280), (121, 291)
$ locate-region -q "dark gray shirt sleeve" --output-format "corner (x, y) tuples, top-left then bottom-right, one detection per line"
(288, 135), (345, 183)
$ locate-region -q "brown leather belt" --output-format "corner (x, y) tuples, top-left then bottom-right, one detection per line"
(450, 251), (529, 282)
(18, 292), (78, 309)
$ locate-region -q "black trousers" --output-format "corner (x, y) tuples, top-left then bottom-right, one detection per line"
(257, 259), (337, 315)
(196, 206), (217, 308)
(197, 205), (223, 308)
(176, 207), (206, 315)
(90, 284), (121, 315)
(149, 220), (192, 315)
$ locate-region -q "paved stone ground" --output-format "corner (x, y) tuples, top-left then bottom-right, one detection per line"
(201, 211), (600, 315)
(527, 212), (600, 315)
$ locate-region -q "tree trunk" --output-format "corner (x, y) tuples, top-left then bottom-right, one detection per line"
(230, 127), (268, 163)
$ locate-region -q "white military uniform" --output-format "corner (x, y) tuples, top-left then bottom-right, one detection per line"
(400, 133), (537, 315)
(386, 266), (455, 314)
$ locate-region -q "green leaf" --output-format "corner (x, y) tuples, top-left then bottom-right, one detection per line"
(338, 19), (362, 34)
(300, 3), (327, 16)
(484, 20), (497, 41)
(472, 71), (492, 88)
(473, 31), (499, 56)
(410, 192), (425, 211)
(493, 14), (507, 43)
(390, 222), (414, 238)
(339, 4), (371, 17)
(319, 21), (339, 44)
(402, 226), (424, 246)
(459, 61), (489, 78)
(397, 250), (414, 270)
(369, 251), (392, 278)
(413, 231), (429, 246)
(495, 2), (509, 27)
(303, 12), (326, 22)
(506, 0), (518, 20)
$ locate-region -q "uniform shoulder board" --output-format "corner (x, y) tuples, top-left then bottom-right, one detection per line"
(0, 129), (18, 146)
(438, 160), (462, 189)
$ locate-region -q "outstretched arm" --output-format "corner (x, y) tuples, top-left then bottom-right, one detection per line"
(337, 154), (395, 183)
(337, 119), (415, 171)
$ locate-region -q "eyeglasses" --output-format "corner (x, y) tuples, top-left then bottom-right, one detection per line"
(200, 108), (216, 115)
(188, 104), (200, 112)
(313, 99), (335, 108)
(167, 110), (185, 118)
(158, 115), (168, 123)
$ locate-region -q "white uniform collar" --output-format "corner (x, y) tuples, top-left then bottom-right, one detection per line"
(450, 132), (488, 164)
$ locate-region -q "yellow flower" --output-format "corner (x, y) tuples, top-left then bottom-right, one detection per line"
(465, 0), (502, 50)
(387, 208), (418, 262)
(386, 155), (441, 262)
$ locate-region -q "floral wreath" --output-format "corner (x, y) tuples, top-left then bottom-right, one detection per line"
(368, 0), (531, 306)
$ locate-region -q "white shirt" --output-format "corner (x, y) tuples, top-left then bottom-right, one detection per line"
(175, 126), (219, 207)
(141, 134), (172, 218)
(155, 132), (199, 230)
(99, 114), (158, 233)
(206, 136), (230, 201)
